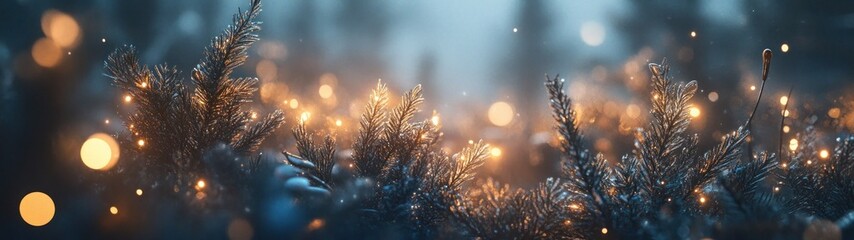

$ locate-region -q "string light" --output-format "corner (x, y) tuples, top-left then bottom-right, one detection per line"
(318, 84), (333, 99)
(431, 115), (440, 126)
(779, 96), (788, 105)
(137, 139), (145, 147)
(601, 228), (608, 234)
(781, 43), (790, 53)
(690, 31), (697, 38)
(80, 133), (120, 170)
(124, 94), (132, 103)
(136, 189), (143, 196)
(197, 179), (206, 189)
(300, 111), (311, 123)
(819, 149), (829, 159)
(750, 85), (756, 91)
(699, 196), (706, 204)
(488, 101), (514, 126)
(110, 206), (118, 215)
(335, 119), (343, 127)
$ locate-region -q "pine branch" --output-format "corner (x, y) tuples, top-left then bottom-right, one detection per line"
(353, 81), (390, 178)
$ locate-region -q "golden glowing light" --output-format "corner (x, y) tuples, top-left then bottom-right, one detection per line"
(431, 115), (440, 126)
(820, 149), (829, 159)
(80, 133), (120, 170)
(783, 126), (790, 133)
(690, 31), (697, 38)
(32, 38), (63, 67)
(828, 108), (841, 119)
(750, 85), (756, 91)
(779, 96), (789, 105)
(137, 139), (145, 147)
(490, 147), (502, 157)
(335, 119), (343, 127)
(250, 111), (258, 119)
(140, 82), (148, 88)
(300, 111), (311, 123)
(569, 204), (580, 210)
(110, 206), (118, 215)
(123, 95), (132, 103)
(20, 192), (55, 227)
(41, 10), (81, 48)
(789, 138), (799, 151)
(781, 43), (789, 53)
(488, 101), (514, 126)
(782, 110), (790, 117)
(136, 189), (143, 196)
(308, 218), (325, 231)
(774, 187), (780, 192)
(601, 228), (608, 234)
(699, 196), (706, 204)
(197, 180), (207, 189)
(318, 84), (333, 99)
(255, 59), (277, 82)
(689, 107), (701, 118)
(289, 99), (299, 109)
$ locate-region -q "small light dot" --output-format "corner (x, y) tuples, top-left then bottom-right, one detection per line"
(750, 85), (756, 91)
(136, 189), (143, 196)
(490, 147), (502, 157)
(431, 115), (440, 126)
(781, 43), (789, 53)
(335, 119), (343, 127)
(512, 27), (518, 33)
(137, 139), (145, 147)
(601, 228), (608, 234)
(123, 95), (132, 103)
(783, 126), (790, 133)
(197, 180), (206, 189)
(105, 119), (110, 124)
(101, 38), (106, 43)
(690, 31), (697, 38)
(699, 197), (706, 204)
(707, 92), (719, 102)
(789, 138), (798, 151)
(110, 206), (118, 215)
(779, 96), (788, 105)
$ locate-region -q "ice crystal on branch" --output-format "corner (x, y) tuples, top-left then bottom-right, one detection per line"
(104, 0), (283, 202)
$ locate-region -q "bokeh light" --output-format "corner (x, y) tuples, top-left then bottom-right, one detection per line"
(488, 101), (514, 126)
(580, 21), (605, 46)
(20, 192), (55, 227)
(41, 10), (81, 48)
(319, 84), (333, 99)
(789, 138), (799, 151)
(820, 149), (829, 159)
(779, 96), (788, 105)
(689, 107), (701, 118)
(781, 43), (790, 53)
(110, 206), (118, 215)
(80, 133), (120, 170)
(31, 38), (63, 67)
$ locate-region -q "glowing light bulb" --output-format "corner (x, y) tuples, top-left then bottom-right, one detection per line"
(136, 189), (143, 196)
(110, 206), (118, 215)
(601, 228), (608, 234)
(335, 119), (343, 127)
(20, 192), (55, 227)
(789, 138), (798, 151)
(101, 38), (106, 43)
(750, 85), (756, 91)
(197, 180), (206, 189)
(820, 149), (829, 159)
(781, 43), (789, 53)
(690, 31), (697, 38)
(124, 95), (132, 103)
(779, 96), (788, 105)
(783, 126), (790, 133)
(431, 115), (440, 126)
(81, 133), (120, 170)
(250, 111), (258, 119)
(699, 196), (706, 204)
(137, 139), (145, 147)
